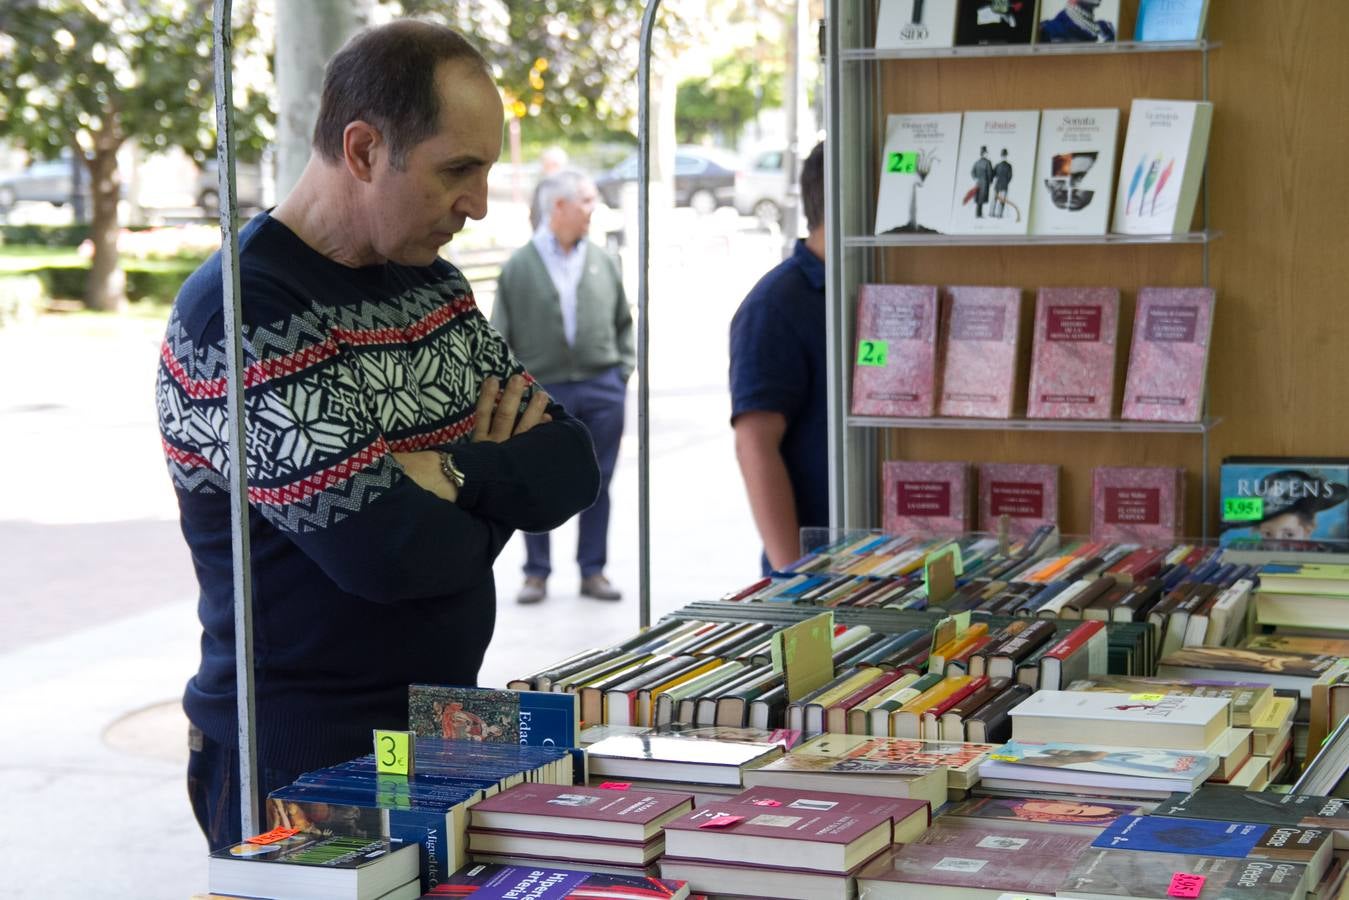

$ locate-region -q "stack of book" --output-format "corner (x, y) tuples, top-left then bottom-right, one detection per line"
(582, 731), (783, 798)
(208, 834), (420, 900)
(740, 733), (954, 808)
(465, 783), (692, 877)
(1252, 564), (1349, 633)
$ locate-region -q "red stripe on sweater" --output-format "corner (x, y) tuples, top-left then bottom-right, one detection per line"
(248, 438), (391, 507)
(386, 413), (477, 451)
(162, 438), (215, 471)
(160, 338), (342, 399)
(331, 296), (478, 346)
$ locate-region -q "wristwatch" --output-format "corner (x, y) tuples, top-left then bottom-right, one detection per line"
(438, 451), (466, 491)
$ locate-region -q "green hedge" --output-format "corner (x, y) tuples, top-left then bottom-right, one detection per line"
(0, 223), (159, 247)
(35, 264), (193, 303)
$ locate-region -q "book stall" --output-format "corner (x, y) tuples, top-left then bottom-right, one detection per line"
(197, 1), (1349, 899)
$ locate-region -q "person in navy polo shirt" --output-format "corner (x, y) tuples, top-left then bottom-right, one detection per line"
(728, 141), (828, 574)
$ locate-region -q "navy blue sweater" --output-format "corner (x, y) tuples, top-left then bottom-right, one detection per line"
(156, 214), (599, 772)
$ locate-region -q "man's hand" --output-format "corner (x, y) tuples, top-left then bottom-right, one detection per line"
(472, 375), (551, 443)
(392, 450), (458, 503)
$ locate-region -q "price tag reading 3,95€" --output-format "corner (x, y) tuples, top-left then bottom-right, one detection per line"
(1223, 496), (1264, 522)
(374, 729), (415, 777)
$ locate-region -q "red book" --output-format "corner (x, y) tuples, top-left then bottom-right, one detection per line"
(1026, 287), (1120, 420)
(1037, 621), (1108, 690)
(726, 786), (931, 841)
(977, 462), (1060, 538)
(852, 284), (940, 417)
(470, 783), (694, 842)
(1091, 465), (1185, 543)
(826, 668), (912, 734)
(663, 805), (893, 874)
(937, 286), (1023, 418)
(882, 460), (972, 536)
(1121, 287), (1215, 423)
(921, 677), (989, 737)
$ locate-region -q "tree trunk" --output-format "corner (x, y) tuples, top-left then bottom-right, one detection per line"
(84, 149), (126, 312)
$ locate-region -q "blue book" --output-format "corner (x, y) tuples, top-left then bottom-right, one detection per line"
(1134, 0), (1209, 41)
(408, 685), (579, 749)
(1093, 814), (1330, 873)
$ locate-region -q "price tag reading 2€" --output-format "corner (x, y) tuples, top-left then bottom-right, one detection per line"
(856, 340), (889, 367)
(374, 729), (415, 777)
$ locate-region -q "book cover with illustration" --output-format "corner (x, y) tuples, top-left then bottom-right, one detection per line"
(876, 0), (959, 49)
(772, 733), (995, 777)
(1029, 109), (1120, 236)
(1093, 815), (1330, 867)
(1153, 788), (1349, 833)
(883, 460), (973, 536)
(874, 113), (963, 234)
(1091, 465), (1185, 543)
(978, 463), (1060, 538)
(937, 286), (1023, 418)
(979, 739), (1217, 780)
(1038, 0), (1120, 43)
(1120, 287), (1215, 423)
(209, 835), (420, 899)
(944, 794), (1144, 830)
(429, 861), (691, 899)
(852, 284), (940, 416)
(408, 684), (579, 749)
(956, 0), (1036, 45)
(1112, 98), (1213, 234)
(1010, 691), (1229, 747)
(949, 111), (1040, 235)
(1062, 847), (1306, 899)
(1025, 287), (1120, 419)
(1218, 459), (1349, 547)
(1135, 0), (1210, 41)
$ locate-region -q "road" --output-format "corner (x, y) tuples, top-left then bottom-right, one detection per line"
(0, 206), (789, 897)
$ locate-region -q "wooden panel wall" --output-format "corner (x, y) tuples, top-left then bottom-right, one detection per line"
(868, 0), (1349, 538)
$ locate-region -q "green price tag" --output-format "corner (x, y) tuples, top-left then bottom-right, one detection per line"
(887, 151), (918, 174)
(1223, 497), (1264, 523)
(374, 729), (415, 777)
(376, 774), (412, 809)
(856, 340), (889, 367)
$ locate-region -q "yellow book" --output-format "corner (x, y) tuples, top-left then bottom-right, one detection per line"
(638, 657), (726, 726)
(891, 676), (973, 740)
(797, 667), (887, 734)
(930, 623), (990, 671)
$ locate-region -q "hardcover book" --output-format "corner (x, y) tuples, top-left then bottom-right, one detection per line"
(1038, 0), (1120, 43)
(408, 684), (579, 748)
(943, 794), (1145, 830)
(1065, 676), (1274, 728)
(977, 739), (1218, 794)
(955, 0), (1036, 46)
(740, 734), (949, 808)
(1157, 648), (1345, 698)
(468, 783), (694, 842)
(875, 0), (959, 50)
(1218, 458), (1349, 547)
(851, 284), (940, 417)
(857, 822), (1095, 899)
(209, 835), (419, 900)
(937, 286), (1023, 417)
(430, 862), (691, 899)
(1025, 288), (1120, 419)
(1120, 287), (1215, 423)
(1135, 0), (1210, 41)
(1029, 109), (1120, 235)
(583, 734), (783, 787)
(1112, 98), (1214, 234)
(728, 786), (931, 841)
(663, 805), (894, 874)
(978, 463), (1060, 537)
(949, 111), (1040, 235)
(882, 460), (972, 536)
(1009, 690), (1229, 750)
(1091, 465), (1185, 543)
(1060, 847), (1306, 900)
(874, 113), (964, 234)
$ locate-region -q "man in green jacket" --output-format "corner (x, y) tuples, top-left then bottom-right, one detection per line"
(491, 170), (635, 603)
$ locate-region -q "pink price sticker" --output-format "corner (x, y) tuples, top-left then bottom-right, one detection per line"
(698, 815), (745, 829)
(1168, 872), (1205, 898)
(750, 799), (783, 807)
(598, 782), (631, 791)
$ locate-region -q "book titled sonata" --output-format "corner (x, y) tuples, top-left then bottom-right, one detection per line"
(938, 286), (1023, 418)
(978, 463), (1059, 538)
(852, 284), (939, 417)
(883, 460), (972, 537)
(1120, 287), (1215, 423)
(1026, 287), (1120, 420)
(1091, 466), (1185, 544)
(1029, 109), (1120, 236)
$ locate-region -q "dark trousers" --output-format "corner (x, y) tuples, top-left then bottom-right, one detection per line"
(187, 722), (304, 850)
(524, 367), (626, 579)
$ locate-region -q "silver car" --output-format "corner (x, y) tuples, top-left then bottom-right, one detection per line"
(733, 149), (799, 229)
(0, 156), (91, 209)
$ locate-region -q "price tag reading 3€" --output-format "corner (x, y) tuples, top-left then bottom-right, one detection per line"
(374, 729), (415, 777)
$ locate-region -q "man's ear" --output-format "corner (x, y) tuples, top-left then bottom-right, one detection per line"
(343, 120), (383, 183)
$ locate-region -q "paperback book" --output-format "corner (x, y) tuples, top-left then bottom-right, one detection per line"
(1029, 109), (1120, 235)
(583, 734), (783, 787)
(408, 684), (579, 748)
(1135, 0), (1210, 41)
(1120, 287), (1215, 423)
(1093, 815), (1331, 880)
(851, 284), (940, 417)
(1038, 0), (1120, 43)
(949, 111), (1040, 235)
(943, 794), (1145, 831)
(875, 0), (959, 50)
(978, 463), (1060, 538)
(1112, 98), (1214, 234)
(1091, 466), (1185, 544)
(209, 835), (419, 900)
(956, 0), (1036, 46)
(874, 113), (964, 234)
(882, 460), (972, 536)
(937, 286), (1023, 417)
(1025, 288), (1119, 419)
(429, 862), (691, 899)
(1060, 848), (1306, 900)
(1218, 458), (1349, 547)
(1010, 690), (1229, 750)
(979, 739), (1218, 793)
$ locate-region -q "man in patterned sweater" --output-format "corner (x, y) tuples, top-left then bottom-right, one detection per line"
(156, 21), (600, 849)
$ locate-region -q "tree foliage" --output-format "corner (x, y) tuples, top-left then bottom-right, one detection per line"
(676, 54), (782, 145)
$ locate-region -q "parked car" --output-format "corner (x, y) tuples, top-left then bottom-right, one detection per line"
(196, 159), (267, 214)
(0, 154), (93, 209)
(593, 146), (737, 214)
(733, 148), (799, 229)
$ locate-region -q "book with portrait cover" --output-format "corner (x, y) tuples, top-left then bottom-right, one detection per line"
(943, 794), (1145, 831)
(1112, 98), (1213, 234)
(874, 113), (964, 234)
(948, 111), (1040, 235)
(857, 822), (1095, 898)
(1120, 287), (1215, 423)
(1060, 848), (1306, 900)
(978, 463), (1060, 538)
(851, 284), (939, 417)
(428, 862), (691, 899)
(883, 460), (973, 536)
(955, 0), (1036, 46)
(1218, 458), (1349, 547)
(937, 286), (1023, 417)
(1038, 0), (1120, 43)
(1091, 466), (1185, 544)
(1026, 287), (1120, 419)
(875, 0), (959, 49)
(1030, 109), (1120, 236)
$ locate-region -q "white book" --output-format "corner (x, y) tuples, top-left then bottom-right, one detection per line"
(876, 0), (958, 50)
(948, 110), (1040, 235)
(1010, 689), (1230, 750)
(1037, 0), (1120, 43)
(1029, 108), (1120, 236)
(874, 112), (963, 235)
(1111, 98), (1213, 235)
